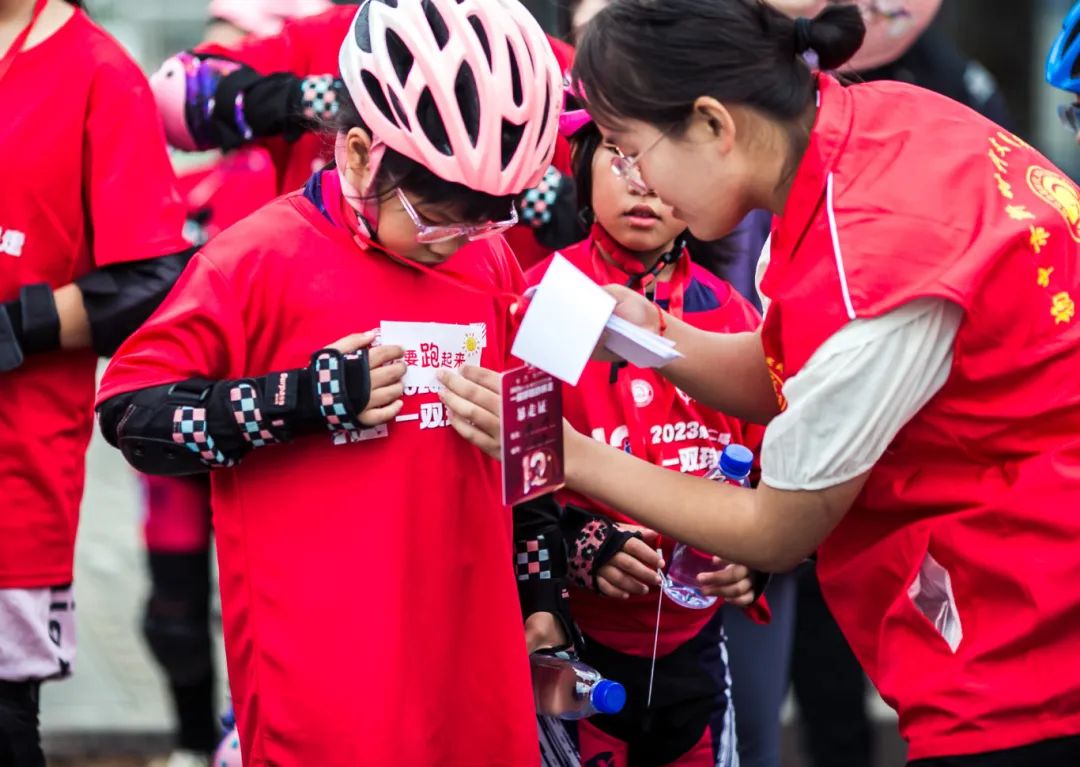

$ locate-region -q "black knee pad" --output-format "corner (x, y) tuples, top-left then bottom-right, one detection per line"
(142, 595), (212, 686)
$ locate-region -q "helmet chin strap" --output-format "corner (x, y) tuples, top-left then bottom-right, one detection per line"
(335, 132), (385, 239)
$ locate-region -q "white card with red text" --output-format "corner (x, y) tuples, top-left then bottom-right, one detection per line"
(378, 321), (487, 390)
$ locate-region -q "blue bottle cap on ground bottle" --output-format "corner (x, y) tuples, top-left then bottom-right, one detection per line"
(591, 679), (627, 715)
(719, 443), (754, 479)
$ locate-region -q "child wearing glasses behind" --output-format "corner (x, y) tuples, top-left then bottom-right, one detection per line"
(524, 104), (770, 767)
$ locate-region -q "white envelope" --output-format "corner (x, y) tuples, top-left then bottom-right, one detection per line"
(511, 254), (616, 385)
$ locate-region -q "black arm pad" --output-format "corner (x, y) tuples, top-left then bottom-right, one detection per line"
(242, 72), (308, 142)
(97, 349), (372, 476)
(211, 68), (310, 149)
(207, 65), (264, 151)
(0, 283), (61, 371)
(98, 380), (235, 476)
(514, 494), (582, 652)
(0, 306), (22, 372)
(76, 249), (195, 357)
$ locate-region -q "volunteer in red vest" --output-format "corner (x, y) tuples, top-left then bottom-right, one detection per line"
(96, 0), (566, 762)
(0, 0), (192, 764)
(439, 2), (1080, 765)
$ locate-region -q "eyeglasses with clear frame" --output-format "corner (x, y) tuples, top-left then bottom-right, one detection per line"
(395, 188), (519, 244)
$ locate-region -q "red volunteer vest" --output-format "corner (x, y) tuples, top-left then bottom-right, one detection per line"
(528, 239), (765, 656)
(761, 75), (1080, 759)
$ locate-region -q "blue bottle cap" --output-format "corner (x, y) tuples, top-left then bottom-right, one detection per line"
(591, 679), (627, 715)
(719, 443), (754, 479)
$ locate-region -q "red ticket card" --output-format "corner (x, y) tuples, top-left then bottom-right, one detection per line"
(501, 365), (565, 505)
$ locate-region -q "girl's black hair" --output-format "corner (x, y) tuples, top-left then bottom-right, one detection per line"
(572, 0), (864, 132)
(331, 80), (517, 223)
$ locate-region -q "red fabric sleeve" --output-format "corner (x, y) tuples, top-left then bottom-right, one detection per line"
(84, 56), (188, 267)
(97, 254), (247, 403)
(195, 7), (355, 75)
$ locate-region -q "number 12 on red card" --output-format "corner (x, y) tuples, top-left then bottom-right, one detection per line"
(500, 365), (565, 505)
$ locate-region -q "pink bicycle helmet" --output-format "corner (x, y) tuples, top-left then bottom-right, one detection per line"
(769, 0), (941, 71)
(208, 0), (333, 37)
(338, 0), (562, 196)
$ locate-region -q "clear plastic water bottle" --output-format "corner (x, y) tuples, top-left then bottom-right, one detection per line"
(530, 653), (627, 720)
(662, 443), (755, 610)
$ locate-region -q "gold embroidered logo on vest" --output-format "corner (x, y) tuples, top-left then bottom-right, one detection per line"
(1051, 292), (1076, 325)
(1026, 165), (1080, 243)
(765, 356), (788, 412)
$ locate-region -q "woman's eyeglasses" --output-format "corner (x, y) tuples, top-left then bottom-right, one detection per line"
(609, 131), (667, 194)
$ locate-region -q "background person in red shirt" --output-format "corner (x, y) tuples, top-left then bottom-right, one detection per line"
(441, 2), (1080, 765)
(0, 0), (193, 764)
(140, 5), (341, 767)
(95, 0), (564, 762)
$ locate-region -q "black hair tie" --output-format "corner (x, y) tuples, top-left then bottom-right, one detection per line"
(793, 17), (815, 54)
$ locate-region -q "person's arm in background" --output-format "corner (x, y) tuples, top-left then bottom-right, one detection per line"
(152, 11), (350, 153)
(0, 38), (197, 373)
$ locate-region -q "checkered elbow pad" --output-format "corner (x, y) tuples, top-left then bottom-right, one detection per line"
(314, 351), (359, 432)
(229, 382), (281, 448)
(172, 406), (233, 468)
(519, 167), (562, 229)
(516, 535), (553, 581)
(301, 75), (341, 123)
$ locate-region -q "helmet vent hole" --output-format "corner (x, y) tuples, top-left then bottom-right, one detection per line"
(418, 87), (453, 155)
(361, 70), (398, 126)
(508, 44), (522, 106)
(455, 63), (481, 147)
(385, 29), (414, 86)
(501, 119), (525, 169)
(422, 0), (451, 49)
(467, 15), (492, 68)
(387, 90), (411, 130)
(535, 86), (551, 148)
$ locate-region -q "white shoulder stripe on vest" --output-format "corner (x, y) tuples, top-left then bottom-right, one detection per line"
(825, 172), (856, 321)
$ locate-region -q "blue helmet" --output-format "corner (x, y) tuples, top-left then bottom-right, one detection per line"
(1047, 1), (1080, 92)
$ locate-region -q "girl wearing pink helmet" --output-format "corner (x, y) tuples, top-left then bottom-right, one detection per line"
(95, 0), (562, 764)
